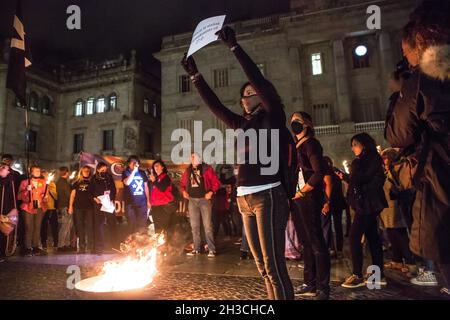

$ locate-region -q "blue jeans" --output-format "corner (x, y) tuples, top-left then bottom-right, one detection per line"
(188, 198), (216, 252)
(237, 185), (294, 300)
(126, 204), (147, 235)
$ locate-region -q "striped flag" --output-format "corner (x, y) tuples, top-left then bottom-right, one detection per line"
(6, 0), (32, 107)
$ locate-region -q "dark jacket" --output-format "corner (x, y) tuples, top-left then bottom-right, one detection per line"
(55, 178), (71, 209)
(90, 173), (117, 207)
(296, 138), (325, 190)
(385, 44), (450, 263)
(192, 44), (295, 195)
(345, 152), (387, 215)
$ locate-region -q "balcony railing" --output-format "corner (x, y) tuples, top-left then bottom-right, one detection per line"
(315, 121), (385, 136)
(354, 121), (385, 132)
(314, 125), (340, 135)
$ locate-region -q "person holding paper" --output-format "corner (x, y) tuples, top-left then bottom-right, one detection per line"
(289, 111), (330, 300)
(181, 26), (295, 300)
(90, 162), (117, 254)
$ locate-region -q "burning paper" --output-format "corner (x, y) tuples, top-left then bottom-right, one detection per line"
(75, 233), (165, 293)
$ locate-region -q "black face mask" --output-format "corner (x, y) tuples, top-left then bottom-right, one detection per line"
(99, 172), (106, 178)
(291, 121), (304, 135)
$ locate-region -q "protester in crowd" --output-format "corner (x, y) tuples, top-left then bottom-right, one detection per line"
(69, 166), (94, 254)
(149, 159), (177, 255)
(290, 111), (330, 300)
(380, 148), (415, 273)
(213, 183), (233, 240)
(2, 154), (25, 250)
(181, 26), (296, 300)
(122, 155), (151, 235)
(385, 0), (450, 295)
(0, 165), (16, 261)
(17, 165), (47, 256)
(40, 169), (58, 250)
(55, 167), (73, 253)
(90, 162), (116, 254)
(322, 156), (346, 259)
(337, 133), (388, 288)
(321, 160), (333, 256)
(180, 153), (220, 257)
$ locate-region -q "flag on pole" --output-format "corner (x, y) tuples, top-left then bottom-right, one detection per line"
(6, 0), (32, 107)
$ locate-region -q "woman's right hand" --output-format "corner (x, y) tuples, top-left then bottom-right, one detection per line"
(181, 53), (198, 76)
(94, 197), (101, 205)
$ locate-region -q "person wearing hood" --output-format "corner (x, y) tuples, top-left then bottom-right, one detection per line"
(385, 0), (450, 296)
(290, 111), (330, 300)
(181, 26), (295, 300)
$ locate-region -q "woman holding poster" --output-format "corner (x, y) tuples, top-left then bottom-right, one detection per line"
(181, 26), (295, 300)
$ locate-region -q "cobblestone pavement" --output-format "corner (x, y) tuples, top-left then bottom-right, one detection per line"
(0, 258), (447, 300)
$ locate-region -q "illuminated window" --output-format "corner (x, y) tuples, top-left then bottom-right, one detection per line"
(74, 100), (83, 117)
(86, 98), (94, 115)
(108, 93), (117, 110)
(144, 98), (149, 114)
(311, 53), (323, 75)
(96, 97), (105, 113)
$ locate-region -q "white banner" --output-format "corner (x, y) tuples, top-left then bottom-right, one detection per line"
(187, 15), (226, 57)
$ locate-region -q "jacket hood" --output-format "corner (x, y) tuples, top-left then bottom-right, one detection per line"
(420, 44), (450, 81)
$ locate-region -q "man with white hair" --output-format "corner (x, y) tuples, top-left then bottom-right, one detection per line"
(180, 152), (220, 257)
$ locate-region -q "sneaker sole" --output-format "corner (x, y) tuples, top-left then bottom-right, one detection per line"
(410, 280), (438, 286)
(294, 292), (317, 297)
(341, 282), (366, 289)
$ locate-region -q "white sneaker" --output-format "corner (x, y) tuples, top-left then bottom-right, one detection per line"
(207, 251), (216, 258)
(410, 271), (439, 286)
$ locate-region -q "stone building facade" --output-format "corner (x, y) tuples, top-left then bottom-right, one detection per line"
(155, 0), (418, 168)
(0, 46), (161, 171)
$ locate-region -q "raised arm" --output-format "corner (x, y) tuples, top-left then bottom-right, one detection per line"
(216, 27), (284, 117)
(181, 54), (244, 130)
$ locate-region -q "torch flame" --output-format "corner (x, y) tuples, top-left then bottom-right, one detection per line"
(46, 172), (55, 185)
(75, 233), (165, 293)
(342, 160), (350, 174)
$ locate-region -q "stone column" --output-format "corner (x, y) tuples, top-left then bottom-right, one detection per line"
(378, 32), (395, 106)
(332, 39), (352, 123)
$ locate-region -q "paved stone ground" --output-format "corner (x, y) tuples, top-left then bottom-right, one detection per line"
(0, 237), (448, 300)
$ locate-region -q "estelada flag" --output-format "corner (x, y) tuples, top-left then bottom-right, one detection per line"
(6, 0), (33, 107)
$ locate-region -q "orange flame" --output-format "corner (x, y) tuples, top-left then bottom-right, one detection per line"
(76, 233), (165, 293)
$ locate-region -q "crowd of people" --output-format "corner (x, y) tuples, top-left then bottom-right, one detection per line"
(0, 0), (448, 301)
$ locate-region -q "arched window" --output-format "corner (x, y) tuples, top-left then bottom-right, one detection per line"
(108, 93), (117, 111)
(41, 96), (51, 115)
(74, 100), (84, 117)
(151, 102), (158, 118)
(29, 92), (39, 112)
(96, 96), (105, 113)
(143, 98), (150, 114)
(86, 97), (94, 115)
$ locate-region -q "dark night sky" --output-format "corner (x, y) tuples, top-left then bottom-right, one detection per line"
(0, 0), (290, 71)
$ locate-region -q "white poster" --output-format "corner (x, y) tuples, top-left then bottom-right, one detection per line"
(187, 15), (226, 57)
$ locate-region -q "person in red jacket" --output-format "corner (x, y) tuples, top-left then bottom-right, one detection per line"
(180, 153), (220, 257)
(18, 165), (48, 257)
(149, 160), (177, 254)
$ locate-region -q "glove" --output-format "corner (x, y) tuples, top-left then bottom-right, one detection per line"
(215, 26), (237, 48)
(181, 53), (198, 76)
